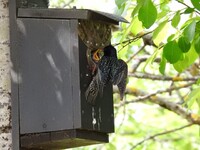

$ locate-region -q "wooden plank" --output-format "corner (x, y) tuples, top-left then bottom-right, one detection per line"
(21, 129), (108, 149)
(18, 18), (74, 134)
(17, 8), (128, 24)
(78, 39), (114, 133)
(9, 0), (20, 149)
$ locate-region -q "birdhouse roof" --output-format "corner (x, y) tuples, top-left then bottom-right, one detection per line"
(18, 8), (128, 25)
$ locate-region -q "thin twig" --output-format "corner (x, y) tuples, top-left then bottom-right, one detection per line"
(130, 57), (161, 72)
(126, 45), (146, 63)
(176, 0), (200, 15)
(126, 82), (194, 103)
(131, 123), (194, 149)
(113, 31), (153, 49)
(129, 72), (198, 82)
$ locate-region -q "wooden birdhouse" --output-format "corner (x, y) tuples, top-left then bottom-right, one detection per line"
(9, 1), (128, 149)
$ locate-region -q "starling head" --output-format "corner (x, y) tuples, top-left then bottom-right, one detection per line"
(103, 45), (117, 58)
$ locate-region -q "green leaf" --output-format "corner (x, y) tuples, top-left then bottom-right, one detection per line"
(131, 2), (142, 17)
(138, 0), (157, 29)
(115, 3), (126, 15)
(196, 21), (200, 34)
(184, 8), (194, 14)
(115, 0), (125, 8)
(159, 54), (166, 75)
(157, 10), (168, 20)
(185, 87), (200, 108)
(191, 0), (200, 11)
(183, 20), (196, 42)
(130, 17), (143, 35)
(167, 34), (176, 42)
(181, 17), (200, 30)
(178, 36), (191, 53)
(163, 41), (182, 64)
(153, 21), (168, 38)
(120, 20), (134, 43)
(143, 50), (160, 72)
(153, 20), (169, 45)
(171, 11), (181, 28)
(194, 36), (200, 54)
(196, 78), (200, 85)
(173, 43), (198, 72)
(196, 21), (200, 33)
(157, 2), (170, 19)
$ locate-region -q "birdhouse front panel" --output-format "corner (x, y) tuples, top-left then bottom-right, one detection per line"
(18, 18), (77, 134)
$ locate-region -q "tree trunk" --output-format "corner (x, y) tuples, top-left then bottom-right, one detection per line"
(0, 0), (12, 149)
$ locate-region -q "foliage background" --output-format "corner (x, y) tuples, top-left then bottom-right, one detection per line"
(50, 0), (200, 149)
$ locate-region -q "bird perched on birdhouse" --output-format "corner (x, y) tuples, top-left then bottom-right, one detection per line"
(85, 45), (128, 104)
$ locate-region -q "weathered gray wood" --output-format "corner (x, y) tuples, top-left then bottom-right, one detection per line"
(21, 129), (108, 149)
(69, 20), (82, 129)
(79, 40), (114, 133)
(9, 0), (21, 149)
(17, 8), (129, 24)
(17, 18), (74, 133)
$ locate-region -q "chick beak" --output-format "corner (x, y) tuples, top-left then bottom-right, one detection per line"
(92, 49), (103, 61)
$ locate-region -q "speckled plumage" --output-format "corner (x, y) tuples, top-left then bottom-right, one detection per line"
(85, 45), (128, 104)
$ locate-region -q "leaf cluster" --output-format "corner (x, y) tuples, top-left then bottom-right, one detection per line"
(115, 0), (200, 73)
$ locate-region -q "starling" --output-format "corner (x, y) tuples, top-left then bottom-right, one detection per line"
(98, 45), (128, 100)
(85, 45), (128, 104)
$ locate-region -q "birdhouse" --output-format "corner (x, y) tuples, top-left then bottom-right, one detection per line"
(9, 1), (128, 149)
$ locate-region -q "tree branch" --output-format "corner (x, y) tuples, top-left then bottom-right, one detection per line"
(129, 72), (198, 82)
(113, 31), (153, 48)
(176, 0), (200, 15)
(125, 82), (194, 103)
(130, 56), (161, 72)
(113, 83), (200, 125)
(131, 123), (194, 149)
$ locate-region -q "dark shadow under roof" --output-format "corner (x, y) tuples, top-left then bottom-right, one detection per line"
(17, 8), (129, 25)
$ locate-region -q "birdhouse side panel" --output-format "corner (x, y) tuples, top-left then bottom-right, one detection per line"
(78, 38), (114, 133)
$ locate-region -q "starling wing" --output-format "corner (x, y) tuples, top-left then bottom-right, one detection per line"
(85, 74), (100, 104)
(111, 59), (128, 100)
(97, 56), (113, 95)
